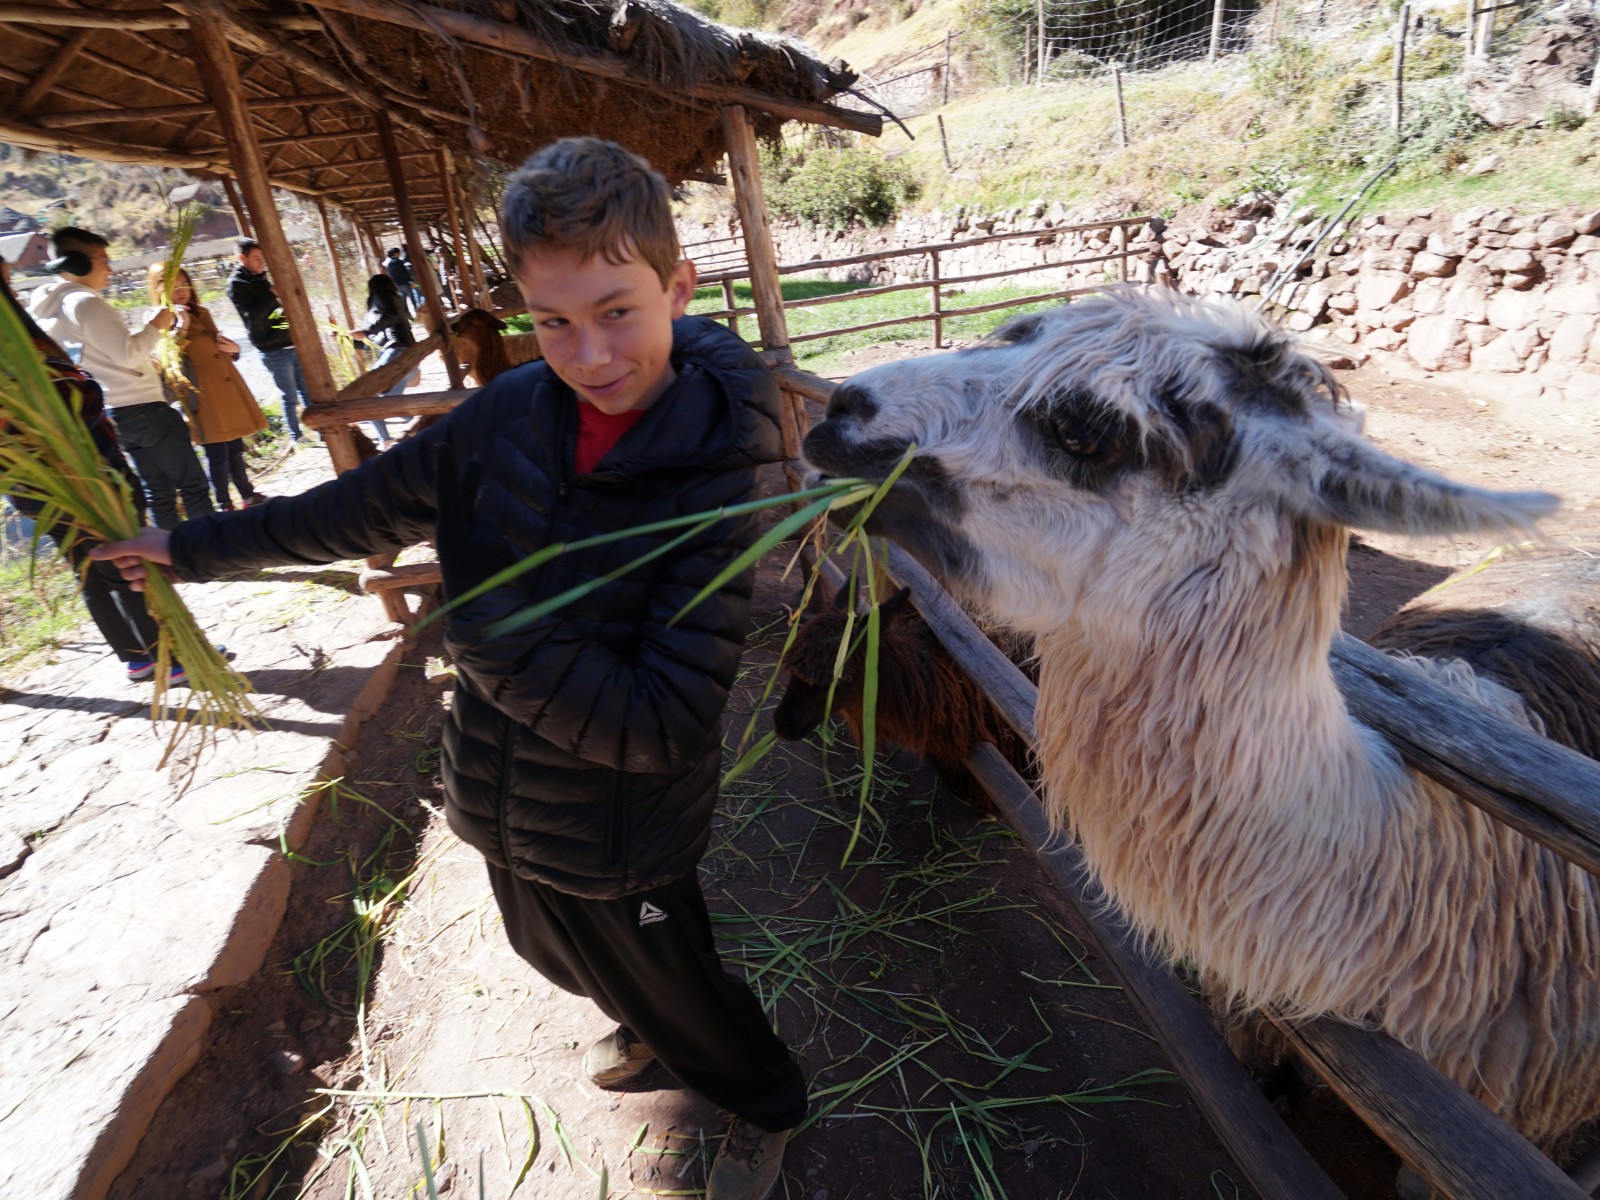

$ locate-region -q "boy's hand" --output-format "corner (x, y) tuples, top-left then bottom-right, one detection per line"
(88, 528), (173, 592)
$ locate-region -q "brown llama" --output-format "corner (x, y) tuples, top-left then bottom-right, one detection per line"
(451, 308), (541, 387)
(772, 584), (1030, 810)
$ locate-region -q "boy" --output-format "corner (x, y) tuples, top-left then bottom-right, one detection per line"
(93, 138), (805, 1200)
(228, 238), (313, 444)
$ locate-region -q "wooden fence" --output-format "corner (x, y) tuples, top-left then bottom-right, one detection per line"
(774, 362), (1600, 1200)
(694, 216), (1146, 350)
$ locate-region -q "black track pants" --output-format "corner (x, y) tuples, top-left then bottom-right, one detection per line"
(487, 863), (808, 1132)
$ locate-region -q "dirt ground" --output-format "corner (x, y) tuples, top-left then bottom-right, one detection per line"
(107, 339), (1600, 1200)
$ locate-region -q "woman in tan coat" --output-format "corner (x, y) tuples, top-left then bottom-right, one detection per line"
(146, 265), (270, 510)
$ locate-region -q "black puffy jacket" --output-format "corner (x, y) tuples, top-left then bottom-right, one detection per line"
(227, 265), (292, 352)
(170, 317), (785, 897)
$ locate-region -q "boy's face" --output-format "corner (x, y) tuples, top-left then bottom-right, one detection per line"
(517, 246), (696, 416)
(239, 248), (267, 274)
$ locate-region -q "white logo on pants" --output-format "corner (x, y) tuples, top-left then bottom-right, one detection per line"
(638, 901), (668, 926)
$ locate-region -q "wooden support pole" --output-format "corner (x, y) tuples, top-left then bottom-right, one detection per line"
(721, 105), (789, 360)
(439, 151), (471, 312)
(376, 110), (464, 388)
(1392, 4), (1409, 132)
(1209, 0), (1227, 61)
(17, 27), (94, 115)
(453, 161), (491, 306)
(317, 198), (356, 332)
(221, 175), (252, 239)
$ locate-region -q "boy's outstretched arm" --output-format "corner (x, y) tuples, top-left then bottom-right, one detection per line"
(445, 509), (759, 776)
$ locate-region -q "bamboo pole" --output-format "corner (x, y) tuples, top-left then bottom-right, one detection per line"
(376, 110), (464, 388)
(317, 199), (356, 331)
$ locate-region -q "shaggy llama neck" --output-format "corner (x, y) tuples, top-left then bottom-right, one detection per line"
(1033, 523), (1421, 1017)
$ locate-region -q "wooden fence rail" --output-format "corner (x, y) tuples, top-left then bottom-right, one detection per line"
(784, 366), (1600, 1200)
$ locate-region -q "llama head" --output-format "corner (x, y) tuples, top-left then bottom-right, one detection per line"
(772, 584), (912, 740)
(803, 288), (1559, 632)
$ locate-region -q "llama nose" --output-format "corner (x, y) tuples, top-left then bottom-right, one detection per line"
(826, 383), (877, 423)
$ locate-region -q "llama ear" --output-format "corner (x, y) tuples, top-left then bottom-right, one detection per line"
(1271, 422), (1558, 536)
(878, 586), (913, 620)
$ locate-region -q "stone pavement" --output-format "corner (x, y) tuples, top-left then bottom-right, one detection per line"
(0, 444), (411, 1200)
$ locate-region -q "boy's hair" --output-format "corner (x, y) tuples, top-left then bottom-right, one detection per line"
(237, 238), (260, 256)
(500, 138), (680, 286)
(52, 226), (109, 255)
(388, 248), (402, 257)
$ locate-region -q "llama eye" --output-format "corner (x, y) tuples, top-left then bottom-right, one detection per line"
(1052, 421), (1102, 458)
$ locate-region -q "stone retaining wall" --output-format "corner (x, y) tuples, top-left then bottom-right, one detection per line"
(685, 199), (1600, 405)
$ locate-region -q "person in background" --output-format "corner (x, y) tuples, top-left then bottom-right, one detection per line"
(3, 257), (167, 684)
(350, 273), (420, 447)
(384, 247), (418, 316)
(228, 238), (314, 446)
(28, 226), (213, 530)
(146, 264), (270, 511)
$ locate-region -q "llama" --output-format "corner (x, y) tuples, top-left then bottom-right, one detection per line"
(800, 286), (1600, 1153)
(451, 308), (541, 387)
(772, 584), (1029, 809)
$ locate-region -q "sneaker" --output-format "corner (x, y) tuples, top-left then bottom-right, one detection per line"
(706, 1115), (789, 1200)
(168, 663), (188, 686)
(126, 660), (155, 682)
(245, 492), (270, 507)
(582, 1026), (654, 1087)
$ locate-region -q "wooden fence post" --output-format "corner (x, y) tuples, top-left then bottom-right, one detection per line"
(1476, 1), (1494, 60)
(720, 277), (739, 336)
(937, 114), (953, 171)
(1116, 223), (1129, 282)
(439, 150), (471, 312)
(1463, 0), (1477, 64)
(1392, 4), (1409, 131)
(1024, 24), (1033, 85)
(1113, 63), (1129, 148)
(1036, 0), (1047, 84)
(930, 249), (943, 349)
(1208, 0), (1226, 61)
(375, 110), (464, 390)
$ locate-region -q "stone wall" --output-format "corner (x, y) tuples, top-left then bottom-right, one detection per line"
(683, 199), (1600, 406)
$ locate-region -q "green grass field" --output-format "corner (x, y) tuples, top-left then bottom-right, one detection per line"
(0, 542), (80, 673)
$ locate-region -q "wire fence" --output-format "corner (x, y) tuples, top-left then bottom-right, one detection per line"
(847, 0), (1587, 121)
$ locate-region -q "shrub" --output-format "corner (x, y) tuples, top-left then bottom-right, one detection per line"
(762, 140), (920, 230)
(1247, 37), (1326, 98)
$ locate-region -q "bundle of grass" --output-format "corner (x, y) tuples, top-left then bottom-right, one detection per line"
(152, 201), (208, 400)
(0, 284), (258, 765)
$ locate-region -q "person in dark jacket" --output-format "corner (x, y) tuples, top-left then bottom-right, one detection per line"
(93, 138), (803, 1200)
(227, 238), (313, 445)
(350, 273), (418, 446)
(384, 247), (420, 314)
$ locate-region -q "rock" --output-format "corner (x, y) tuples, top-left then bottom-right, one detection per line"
(1464, 323), (1498, 347)
(1473, 334), (1526, 372)
(1355, 272), (1412, 310)
(1331, 325), (1360, 344)
(1548, 314), (1598, 365)
(1285, 311), (1317, 332)
(1410, 278), (1448, 315)
(1462, 153), (1502, 177)
(1442, 281), (1489, 324)
(1503, 272), (1539, 291)
(1576, 211), (1600, 237)
(1536, 220), (1578, 249)
(1382, 307), (1417, 331)
(1410, 251), (1458, 278)
(1363, 248), (1413, 272)
(1426, 233), (1466, 256)
(1407, 316), (1470, 371)
(272, 1049), (305, 1075)
(1487, 290), (1545, 330)
(1486, 248), (1537, 273)
(433, 1159), (457, 1192)
(1364, 328), (1406, 351)
(1573, 235), (1600, 255)
(1394, 230), (1428, 252)
(1, 828), (27, 878)
(1565, 370), (1600, 402)
(1545, 285), (1600, 316)
(1326, 289), (1358, 314)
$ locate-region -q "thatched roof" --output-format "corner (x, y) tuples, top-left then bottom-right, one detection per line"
(0, 0), (879, 229)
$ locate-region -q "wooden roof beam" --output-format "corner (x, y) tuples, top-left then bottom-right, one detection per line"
(293, 0), (884, 136)
(15, 26), (93, 115)
(0, 5), (320, 30)
(36, 92), (355, 129)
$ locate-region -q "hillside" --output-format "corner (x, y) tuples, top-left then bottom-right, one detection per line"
(0, 146), (210, 254)
(757, 0), (1600, 224)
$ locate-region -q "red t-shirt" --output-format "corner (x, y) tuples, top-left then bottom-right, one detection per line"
(574, 401), (648, 474)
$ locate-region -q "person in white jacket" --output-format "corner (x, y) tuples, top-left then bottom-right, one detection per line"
(28, 227), (213, 529)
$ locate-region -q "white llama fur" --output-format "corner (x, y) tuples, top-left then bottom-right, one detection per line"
(802, 287), (1600, 1151)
